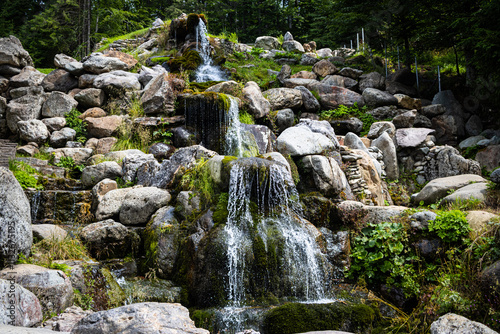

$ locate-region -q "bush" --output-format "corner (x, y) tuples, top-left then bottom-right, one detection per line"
(65, 108), (87, 143)
(9, 160), (44, 190)
(319, 103), (374, 136)
(428, 210), (470, 244)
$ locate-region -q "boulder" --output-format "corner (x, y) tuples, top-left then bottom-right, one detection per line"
(362, 88), (398, 107)
(6, 94), (44, 133)
(79, 107), (107, 119)
(0, 264), (73, 314)
(94, 137), (117, 154)
(0, 279), (42, 327)
(80, 219), (134, 259)
(32, 224), (67, 242)
(49, 127), (76, 148)
(316, 48), (333, 58)
(93, 70), (141, 94)
(283, 78), (317, 89)
(431, 114), (462, 145)
(205, 80), (240, 95)
(277, 119), (339, 156)
(119, 187), (171, 225)
(424, 146), (481, 181)
(441, 182), (488, 206)
(291, 71), (317, 80)
(312, 59), (338, 77)
(17, 120), (49, 144)
(41, 91), (78, 118)
(308, 83), (363, 109)
(138, 65), (167, 87)
(95, 188), (133, 221)
(459, 135), (486, 150)
(91, 179), (118, 212)
(255, 36), (281, 50)
(102, 51), (138, 70)
(367, 121), (396, 139)
(412, 174), (486, 205)
(430, 313), (497, 334)
(104, 149), (146, 163)
(241, 123), (276, 155)
(321, 75), (357, 90)
(81, 161), (123, 188)
(85, 115), (122, 138)
(394, 94), (421, 110)
(300, 155), (349, 196)
(141, 73), (175, 115)
(294, 86), (320, 113)
(421, 104), (446, 117)
(148, 142), (175, 161)
(395, 128), (435, 148)
(410, 211), (437, 231)
(263, 87), (303, 110)
(432, 90), (465, 138)
(71, 302), (209, 334)
(82, 55), (129, 74)
(9, 86), (43, 100)
(78, 74), (97, 88)
(386, 81), (417, 96)
(491, 169), (500, 184)
(275, 108), (295, 133)
(0, 36), (33, 68)
(359, 72), (385, 92)
(392, 110), (417, 129)
(51, 148), (93, 165)
(43, 305), (92, 332)
(0, 65), (21, 76)
(277, 64), (292, 85)
(329, 118), (363, 135)
(336, 200), (407, 226)
(243, 81), (271, 119)
(338, 67), (363, 80)
(300, 53), (319, 65)
(475, 145), (500, 172)
(122, 154), (157, 183)
(467, 211), (499, 236)
(54, 54), (78, 69)
(372, 131), (398, 180)
(9, 67), (45, 88)
(74, 88), (105, 108)
(282, 40), (305, 53)
(41, 69), (78, 93)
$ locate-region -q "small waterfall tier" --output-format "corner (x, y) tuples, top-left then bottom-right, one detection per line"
(194, 18), (227, 82)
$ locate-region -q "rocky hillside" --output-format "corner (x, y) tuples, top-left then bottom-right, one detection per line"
(1, 13), (500, 334)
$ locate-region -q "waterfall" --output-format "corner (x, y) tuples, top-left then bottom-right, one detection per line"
(194, 18), (227, 82)
(224, 97), (244, 157)
(220, 158), (331, 332)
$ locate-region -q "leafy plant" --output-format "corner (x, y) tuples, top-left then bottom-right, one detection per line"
(239, 110), (255, 124)
(428, 210), (470, 244)
(250, 47), (265, 57)
(274, 50), (302, 61)
(9, 160), (44, 190)
(65, 108), (87, 143)
(319, 103), (374, 136)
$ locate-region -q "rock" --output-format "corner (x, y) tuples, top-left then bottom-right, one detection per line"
(282, 40), (305, 53)
(291, 71), (317, 80)
(71, 302), (209, 334)
(277, 64), (292, 85)
(410, 211), (437, 230)
(95, 137), (117, 154)
(329, 118), (363, 135)
(79, 107), (107, 119)
(362, 88), (398, 107)
(312, 59), (338, 77)
(63, 61), (84, 76)
(338, 67), (363, 80)
(81, 161), (123, 188)
(17, 120), (49, 144)
(0, 264), (73, 314)
(91, 178), (117, 212)
(16, 144), (38, 157)
(431, 114), (462, 145)
(119, 187), (171, 225)
(372, 132), (398, 180)
(93, 70), (141, 94)
(95, 188), (132, 221)
(367, 121), (396, 139)
(299, 53), (319, 66)
(424, 146), (481, 181)
(467, 211), (499, 236)
(9, 86), (44, 100)
(0, 65), (21, 76)
(432, 90), (465, 138)
(414, 114), (432, 128)
(336, 200), (407, 226)
(9, 66), (45, 88)
(138, 65), (166, 87)
(51, 148), (93, 165)
(430, 313), (498, 334)
(300, 155), (349, 196)
(102, 51), (138, 70)
(54, 54), (77, 69)
(276, 108), (295, 133)
(316, 48), (333, 58)
(104, 149), (146, 163)
(491, 169), (500, 184)
(205, 80), (240, 95)
(141, 73), (175, 115)
(0, 279), (42, 327)
(321, 75), (357, 90)
(303, 41), (317, 52)
(283, 78), (317, 89)
(255, 36), (281, 50)
(263, 87), (303, 110)
(394, 94), (421, 110)
(78, 74), (97, 88)
(74, 88), (105, 108)
(49, 127), (76, 148)
(243, 81), (271, 119)
(82, 55), (129, 74)
(283, 31), (294, 41)
(395, 128), (435, 148)
(294, 86), (320, 113)
(176, 192), (201, 220)
(367, 105), (398, 120)
(122, 154), (157, 183)
(6, 94), (44, 133)
(148, 143), (174, 161)
(277, 119), (338, 156)
(459, 135), (486, 150)
(241, 123), (276, 155)
(80, 219), (133, 259)
(466, 115), (483, 137)
(0, 36), (33, 68)
(421, 104), (446, 117)
(386, 81), (417, 96)
(359, 72), (385, 92)
(32, 224), (67, 242)
(344, 133), (382, 176)
(475, 145), (500, 172)
(41, 91), (78, 118)
(392, 110), (417, 128)
(413, 174), (486, 205)
(85, 115), (122, 138)
(41, 69), (78, 93)
(43, 305), (92, 332)
(441, 182), (488, 206)
(308, 83), (363, 109)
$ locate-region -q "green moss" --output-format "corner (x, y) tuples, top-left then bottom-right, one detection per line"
(190, 309), (216, 332)
(222, 156), (238, 165)
(150, 56), (170, 64)
(262, 302), (378, 334)
(167, 50), (203, 72)
(239, 110), (255, 124)
(101, 268), (126, 308)
(213, 192), (229, 226)
(190, 81), (223, 91)
(187, 13), (202, 32)
(285, 155), (300, 185)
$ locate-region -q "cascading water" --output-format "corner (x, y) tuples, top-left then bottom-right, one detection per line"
(219, 158), (332, 332)
(224, 97), (244, 157)
(194, 18), (227, 82)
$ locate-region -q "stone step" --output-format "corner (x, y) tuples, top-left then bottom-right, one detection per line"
(0, 139), (17, 168)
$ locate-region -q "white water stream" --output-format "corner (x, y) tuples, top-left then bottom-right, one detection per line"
(195, 18), (227, 82)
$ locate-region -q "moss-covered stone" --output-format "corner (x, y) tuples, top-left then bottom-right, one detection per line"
(168, 50), (203, 72)
(212, 192), (229, 226)
(262, 302), (378, 334)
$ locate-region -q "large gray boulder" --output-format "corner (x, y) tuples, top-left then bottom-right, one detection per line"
(367, 121), (396, 139)
(336, 200), (407, 226)
(85, 115), (122, 138)
(122, 154), (157, 183)
(138, 65), (166, 87)
(32, 224), (67, 242)
(312, 59), (338, 77)
(81, 161), (123, 188)
(6, 94), (44, 133)
(362, 88), (398, 107)
(424, 145), (481, 181)
(395, 128), (435, 148)
(41, 69), (78, 93)
(432, 90), (465, 138)
(42, 117), (66, 132)
(308, 83), (363, 109)
(0, 264), (73, 314)
(74, 88), (105, 108)
(0, 279), (42, 327)
(0, 36), (33, 68)
(282, 40), (305, 53)
(93, 70), (141, 94)
(50, 127), (76, 148)
(243, 81), (271, 119)
(95, 188), (132, 221)
(372, 131), (398, 180)
(54, 54), (78, 69)
(42, 91), (78, 118)
(9, 67), (45, 88)
(255, 36), (280, 50)
(277, 119), (339, 156)
(263, 87), (303, 110)
(430, 313), (498, 334)
(82, 55), (129, 74)
(412, 174), (486, 205)
(119, 187), (171, 225)
(300, 155), (349, 196)
(294, 86), (320, 113)
(359, 72), (385, 92)
(141, 72), (175, 115)
(440, 182), (488, 207)
(321, 75), (357, 90)
(79, 219), (133, 259)
(71, 302), (209, 334)
(17, 120), (49, 144)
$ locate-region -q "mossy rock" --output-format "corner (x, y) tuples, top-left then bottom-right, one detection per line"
(190, 81), (223, 92)
(167, 50), (203, 72)
(187, 13), (208, 32)
(262, 302), (378, 334)
(300, 193), (336, 228)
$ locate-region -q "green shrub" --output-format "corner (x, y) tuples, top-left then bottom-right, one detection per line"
(428, 210), (470, 244)
(250, 47), (265, 57)
(65, 108), (87, 143)
(319, 103), (374, 136)
(9, 160), (44, 190)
